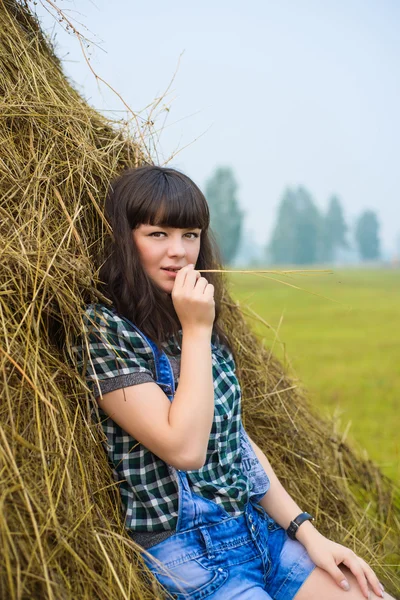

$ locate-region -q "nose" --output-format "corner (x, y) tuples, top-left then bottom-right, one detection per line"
(167, 233), (186, 258)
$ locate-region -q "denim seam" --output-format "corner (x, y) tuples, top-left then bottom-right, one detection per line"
(213, 536), (254, 552)
(252, 531), (272, 581)
(150, 563), (229, 599)
(273, 546), (312, 600)
(198, 548), (262, 570)
(165, 510), (245, 541)
(162, 548), (209, 569)
(205, 512), (245, 528)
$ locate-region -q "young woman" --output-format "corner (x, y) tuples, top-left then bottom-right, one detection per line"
(73, 165), (391, 600)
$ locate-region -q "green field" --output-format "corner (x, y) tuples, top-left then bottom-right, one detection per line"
(228, 268), (400, 483)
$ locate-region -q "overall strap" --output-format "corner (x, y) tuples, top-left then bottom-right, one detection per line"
(113, 310), (175, 398)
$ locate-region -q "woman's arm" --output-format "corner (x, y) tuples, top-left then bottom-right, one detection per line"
(97, 325), (214, 471)
(247, 434), (384, 599)
(248, 435), (318, 546)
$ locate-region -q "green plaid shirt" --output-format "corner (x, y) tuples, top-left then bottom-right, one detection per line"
(72, 303), (250, 533)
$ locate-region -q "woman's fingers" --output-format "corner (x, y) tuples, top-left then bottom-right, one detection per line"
(321, 551), (368, 598)
(203, 283), (214, 300)
(341, 552), (384, 599)
(322, 558), (357, 594)
(357, 557), (385, 599)
(175, 264), (200, 289)
(171, 265), (215, 329)
(184, 268), (201, 289)
(341, 553), (369, 598)
(193, 277), (211, 295)
(174, 264), (193, 288)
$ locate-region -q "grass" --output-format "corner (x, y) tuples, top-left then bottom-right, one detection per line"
(228, 267), (400, 483)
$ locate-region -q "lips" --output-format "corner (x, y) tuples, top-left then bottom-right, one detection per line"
(162, 267), (183, 272)
(162, 268), (179, 278)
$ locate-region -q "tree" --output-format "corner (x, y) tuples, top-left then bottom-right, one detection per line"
(355, 210), (380, 260)
(205, 167), (244, 264)
(268, 186), (322, 264)
(294, 187), (322, 264)
(268, 188), (298, 264)
(321, 196), (348, 262)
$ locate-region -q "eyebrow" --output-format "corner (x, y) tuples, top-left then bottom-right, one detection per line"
(150, 224), (201, 230)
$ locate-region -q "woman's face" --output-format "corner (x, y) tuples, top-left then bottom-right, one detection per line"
(132, 224), (202, 293)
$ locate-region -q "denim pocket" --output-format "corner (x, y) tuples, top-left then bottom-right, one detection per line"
(147, 556), (228, 599)
(266, 516), (282, 533)
(253, 505), (282, 533)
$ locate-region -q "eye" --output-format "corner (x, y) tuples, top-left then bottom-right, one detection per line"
(149, 231), (166, 238)
(185, 232), (200, 239)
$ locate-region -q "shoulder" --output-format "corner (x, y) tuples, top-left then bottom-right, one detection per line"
(81, 303), (120, 342)
(82, 303), (116, 330)
(211, 331), (236, 371)
(72, 303), (156, 390)
(79, 303), (151, 353)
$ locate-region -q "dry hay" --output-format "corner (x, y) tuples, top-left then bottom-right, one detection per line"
(0, 1), (398, 598)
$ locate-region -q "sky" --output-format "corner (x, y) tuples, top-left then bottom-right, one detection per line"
(34, 0), (400, 254)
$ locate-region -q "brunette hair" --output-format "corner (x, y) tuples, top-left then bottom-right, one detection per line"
(97, 165), (230, 350)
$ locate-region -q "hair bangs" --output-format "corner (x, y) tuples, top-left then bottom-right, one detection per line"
(129, 168), (209, 231)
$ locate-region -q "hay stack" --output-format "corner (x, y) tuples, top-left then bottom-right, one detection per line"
(0, 1), (398, 598)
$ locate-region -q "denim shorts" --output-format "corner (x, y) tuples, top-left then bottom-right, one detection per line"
(141, 501), (316, 599)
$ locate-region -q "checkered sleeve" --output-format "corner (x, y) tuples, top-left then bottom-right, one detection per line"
(214, 337), (237, 373)
(73, 304), (155, 399)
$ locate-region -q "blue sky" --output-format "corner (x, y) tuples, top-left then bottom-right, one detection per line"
(35, 0), (400, 254)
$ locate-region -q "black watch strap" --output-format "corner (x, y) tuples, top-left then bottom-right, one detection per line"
(286, 512), (314, 540)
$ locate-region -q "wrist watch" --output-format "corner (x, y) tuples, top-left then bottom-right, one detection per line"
(286, 512), (314, 540)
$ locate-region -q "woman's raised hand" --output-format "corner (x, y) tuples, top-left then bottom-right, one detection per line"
(171, 264), (215, 332)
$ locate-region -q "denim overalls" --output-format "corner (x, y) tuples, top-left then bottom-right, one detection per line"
(124, 320), (315, 599)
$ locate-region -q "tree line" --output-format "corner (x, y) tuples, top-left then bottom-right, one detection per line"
(205, 166), (381, 265)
